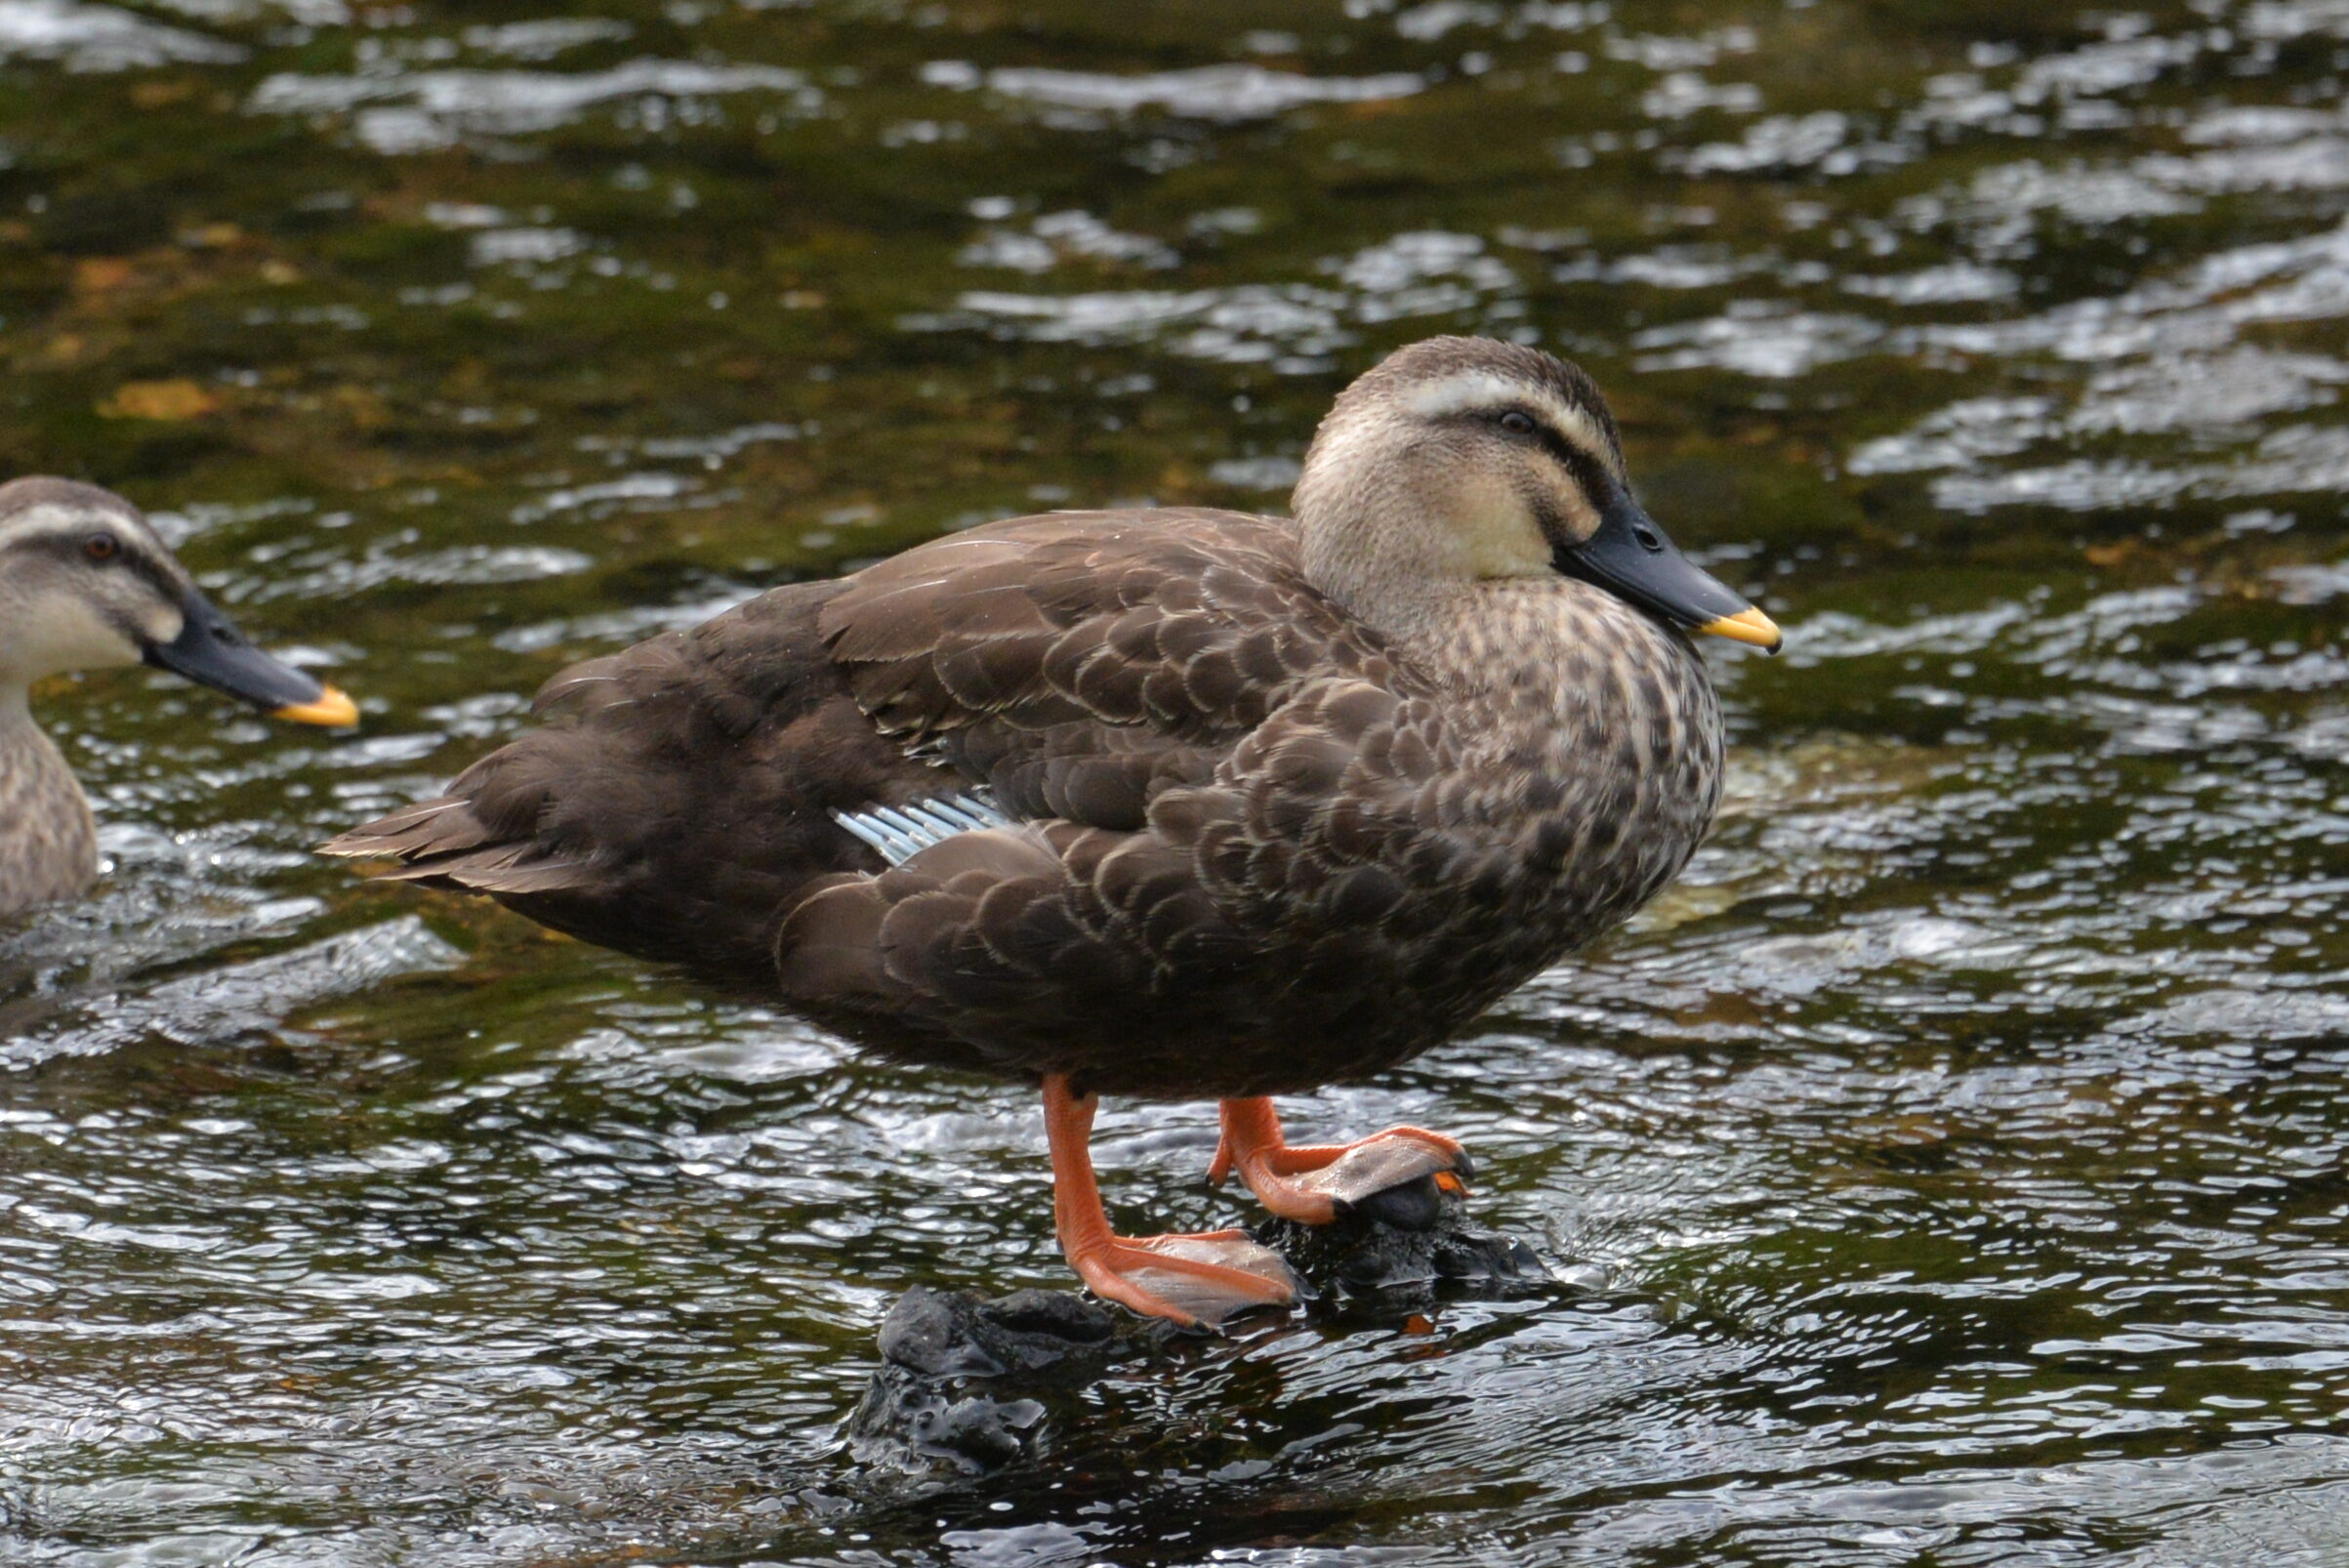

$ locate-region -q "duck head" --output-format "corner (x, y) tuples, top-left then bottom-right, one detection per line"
(0, 477), (356, 723)
(1293, 336), (1781, 652)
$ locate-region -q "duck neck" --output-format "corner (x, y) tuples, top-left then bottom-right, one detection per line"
(1403, 576), (1715, 742)
(1298, 455), (1485, 647)
(0, 682), (100, 916)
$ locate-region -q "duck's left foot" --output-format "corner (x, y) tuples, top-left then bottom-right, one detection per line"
(1066, 1228), (1303, 1329)
(1041, 1074), (1303, 1330)
(1211, 1097), (1472, 1226)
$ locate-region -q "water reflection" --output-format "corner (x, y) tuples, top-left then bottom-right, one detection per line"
(1, 0), (2347, 1563)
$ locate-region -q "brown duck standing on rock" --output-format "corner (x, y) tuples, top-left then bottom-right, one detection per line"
(0, 478), (357, 919)
(324, 337), (1781, 1327)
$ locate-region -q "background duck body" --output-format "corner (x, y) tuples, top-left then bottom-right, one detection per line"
(330, 337), (1776, 1324)
(0, 687), (99, 912)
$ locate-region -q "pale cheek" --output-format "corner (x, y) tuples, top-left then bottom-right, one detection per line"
(12, 597), (145, 678)
(1453, 475), (1552, 579)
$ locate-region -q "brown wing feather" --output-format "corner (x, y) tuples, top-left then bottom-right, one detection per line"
(818, 510), (1408, 831)
(322, 513), (1388, 991)
(821, 511), (1383, 735)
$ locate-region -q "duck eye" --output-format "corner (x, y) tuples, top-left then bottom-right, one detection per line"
(1499, 410), (1537, 436)
(83, 534), (120, 562)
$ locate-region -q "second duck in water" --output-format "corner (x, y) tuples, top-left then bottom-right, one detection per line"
(0, 478), (356, 919)
(326, 337), (1780, 1326)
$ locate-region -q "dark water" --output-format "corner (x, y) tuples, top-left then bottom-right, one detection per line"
(2, 1), (2347, 1562)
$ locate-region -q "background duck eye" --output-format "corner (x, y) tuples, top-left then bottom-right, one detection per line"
(1500, 410), (1537, 435)
(83, 533), (119, 562)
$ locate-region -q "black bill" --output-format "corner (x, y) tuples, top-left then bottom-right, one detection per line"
(143, 585), (358, 725)
(1553, 488), (1782, 652)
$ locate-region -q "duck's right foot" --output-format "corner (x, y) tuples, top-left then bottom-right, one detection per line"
(1212, 1097), (1472, 1227)
(1064, 1228), (1302, 1329)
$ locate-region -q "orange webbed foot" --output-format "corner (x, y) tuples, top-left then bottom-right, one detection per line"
(1064, 1228), (1302, 1329)
(1212, 1099), (1471, 1225)
(1043, 1075), (1301, 1329)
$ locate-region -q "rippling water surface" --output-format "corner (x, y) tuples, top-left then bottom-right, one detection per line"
(3, 2), (2348, 1563)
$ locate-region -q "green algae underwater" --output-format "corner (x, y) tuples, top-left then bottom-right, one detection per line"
(3, 1), (2349, 1563)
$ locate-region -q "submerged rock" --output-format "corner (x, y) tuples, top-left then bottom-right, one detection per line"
(880, 1284), (1120, 1378)
(847, 1286), (1131, 1473)
(849, 1178), (1549, 1473)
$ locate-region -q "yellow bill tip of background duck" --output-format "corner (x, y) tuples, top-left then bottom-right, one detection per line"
(1698, 606), (1783, 653)
(272, 684), (359, 727)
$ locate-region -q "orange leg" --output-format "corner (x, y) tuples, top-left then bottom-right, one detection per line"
(1043, 1075), (1300, 1329)
(1210, 1097), (1471, 1224)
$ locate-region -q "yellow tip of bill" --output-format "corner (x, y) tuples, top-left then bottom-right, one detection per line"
(272, 684), (359, 727)
(1697, 606), (1783, 653)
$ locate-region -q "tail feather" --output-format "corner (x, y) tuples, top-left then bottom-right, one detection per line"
(319, 798), (488, 860)
(398, 846), (596, 894)
(320, 799), (596, 894)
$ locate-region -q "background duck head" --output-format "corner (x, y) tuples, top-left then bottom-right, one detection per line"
(0, 476), (355, 916)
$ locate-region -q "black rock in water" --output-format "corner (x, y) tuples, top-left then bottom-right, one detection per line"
(848, 1180), (1549, 1474)
(882, 1284), (1118, 1376)
(846, 1287), (1129, 1474)
(1254, 1172), (1551, 1307)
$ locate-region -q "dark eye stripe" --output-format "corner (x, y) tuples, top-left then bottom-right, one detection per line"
(1510, 413), (1616, 505)
(125, 549), (185, 607)
(1438, 401), (1619, 504)
(24, 527), (185, 604)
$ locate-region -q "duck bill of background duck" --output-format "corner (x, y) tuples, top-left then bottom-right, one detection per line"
(143, 584), (358, 726)
(1552, 495), (1782, 653)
